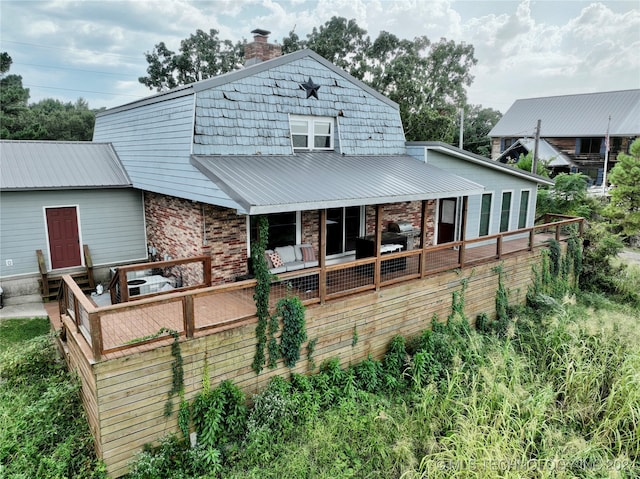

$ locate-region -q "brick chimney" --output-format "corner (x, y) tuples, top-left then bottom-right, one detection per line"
(244, 29), (282, 66)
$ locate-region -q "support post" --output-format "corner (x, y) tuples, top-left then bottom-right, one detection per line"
(319, 209), (327, 303)
(89, 312), (102, 361)
(420, 200), (429, 278)
(374, 205), (383, 290)
(183, 295), (194, 338)
(529, 228), (535, 251)
(459, 196), (468, 268)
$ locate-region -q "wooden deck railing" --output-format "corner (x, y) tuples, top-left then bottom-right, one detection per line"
(59, 217), (584, 361)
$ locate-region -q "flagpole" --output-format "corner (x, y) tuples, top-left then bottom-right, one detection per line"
(602, 114), (611, 196)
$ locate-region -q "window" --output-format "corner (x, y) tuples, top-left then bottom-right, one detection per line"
(502, 138), (516, 151)
(290, 116), (333, 151)
(326, 206), (363, 256)
(499, 191), (512, 232)
(250, 212), (298, 251)
(518, 190), (530, 229)
(578, 138), (602, 155)
(479, 193), (492, 236)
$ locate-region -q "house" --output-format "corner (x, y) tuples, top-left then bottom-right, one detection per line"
(0, 140), (148, 298)
(53, 31), (579, 477)
(93, 31), (549, 286)
(489, 90), (640, 183)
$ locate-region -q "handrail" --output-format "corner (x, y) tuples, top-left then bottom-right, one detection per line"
(36, 249), (49, 299)
(83, 244), (95, 290)
(58, 216), (585, 361)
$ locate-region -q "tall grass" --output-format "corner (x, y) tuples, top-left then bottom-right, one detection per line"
(0, 335), (106, 478)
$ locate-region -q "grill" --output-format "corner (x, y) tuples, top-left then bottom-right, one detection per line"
(388, 221), (421, 249)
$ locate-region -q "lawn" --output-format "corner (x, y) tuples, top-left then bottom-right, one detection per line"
(0, 316), (50, 351)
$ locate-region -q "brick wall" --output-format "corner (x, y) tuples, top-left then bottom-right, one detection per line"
(203, 205), (248, 284)
(365, 200), (435, 247)
(145, 193), (249, 285)
(145, 194), (438, 284)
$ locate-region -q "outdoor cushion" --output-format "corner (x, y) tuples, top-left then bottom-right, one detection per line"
(285, 261), (305, 272)
(275, 245), (296, 264)
(263, 250), (274, 268)
(268, 251), (284, 268)
(298, 244), (317, 262)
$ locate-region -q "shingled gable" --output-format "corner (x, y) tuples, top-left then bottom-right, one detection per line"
(93, 48), (480, 213)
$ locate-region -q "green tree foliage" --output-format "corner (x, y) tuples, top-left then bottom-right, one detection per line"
(139, 29), (243, 91)
(604, 138), (640, 238)
(452, 104), (502, 156)
(1, 51), (97, 140)
(282, 17), (369, 79)
(139, 18), (479, 142)
(0, 52), (30, 137)
(514, 152), (549, 177)
(536, 172), (599, 218)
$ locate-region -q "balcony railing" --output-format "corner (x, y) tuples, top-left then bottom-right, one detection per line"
(59, 216), (584, 361)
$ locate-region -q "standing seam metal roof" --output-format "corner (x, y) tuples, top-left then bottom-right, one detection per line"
(0, 140), (131, 190)
(489, 90), (640, 137)
(190, 152), (484, 215)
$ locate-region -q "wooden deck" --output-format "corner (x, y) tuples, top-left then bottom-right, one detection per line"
(51, 229), (571, 362)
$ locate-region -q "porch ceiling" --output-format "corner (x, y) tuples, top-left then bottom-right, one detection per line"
(191, 152), (484, 214)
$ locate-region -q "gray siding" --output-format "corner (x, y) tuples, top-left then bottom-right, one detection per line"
(194, 56), (406, 157)
(94, 54), (407, 209)
(93, 95), (239, 209)
(0, 189), (147, 278)
(409, 148), (539, 240)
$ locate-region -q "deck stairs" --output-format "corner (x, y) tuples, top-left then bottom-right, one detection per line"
(37, 245), (96, 302)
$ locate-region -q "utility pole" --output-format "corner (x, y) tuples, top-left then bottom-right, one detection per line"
(532, 119), (541, 174)
(458, 107), (464, 149)
(602, 114), (611, 195)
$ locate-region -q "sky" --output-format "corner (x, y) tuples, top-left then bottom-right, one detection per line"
(1, 0), (639, 113)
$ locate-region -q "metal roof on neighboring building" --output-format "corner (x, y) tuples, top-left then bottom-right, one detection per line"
(191, 152), (484, 215)
(489, 89), (640, 138)
(0, 140), (132, 190)
(497, 138), (575, 168)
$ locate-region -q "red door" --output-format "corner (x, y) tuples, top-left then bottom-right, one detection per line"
(46, 207), (81, 269)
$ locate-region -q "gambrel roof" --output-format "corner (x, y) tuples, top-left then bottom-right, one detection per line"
(92, 49), (534, 215)
(489, 90), (640, 138)
(0, 140), (131, 190)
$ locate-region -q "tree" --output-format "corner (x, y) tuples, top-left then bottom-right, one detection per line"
(604, 138), (640, 239)
(452, 104), (502, 156)
(1, 52), (96, 140)
(514, 152), (549, 177)
(139, 29), (243, 91)
(0, 52), (30, 138)
(138, 18), (478, 142)
(283, 17), (369, 80)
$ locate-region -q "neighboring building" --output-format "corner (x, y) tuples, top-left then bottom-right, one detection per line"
(489, 90), (640, 183)
(93, 32), (549, 286)
(0, 140), (148, 296)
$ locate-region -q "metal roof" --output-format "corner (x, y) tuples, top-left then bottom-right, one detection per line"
(489, 89), (640, 137)
(407, 141), (554, 186)
(0, 140), (131, 190)
(515, 138), (574, 167)
(191, 152), (484, 215)
(97, 49), (398, 117)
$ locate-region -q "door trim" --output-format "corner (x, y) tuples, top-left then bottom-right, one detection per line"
(43, 205), (84, 271)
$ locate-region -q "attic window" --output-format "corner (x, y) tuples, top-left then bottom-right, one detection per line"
(290, 116), (333, 151)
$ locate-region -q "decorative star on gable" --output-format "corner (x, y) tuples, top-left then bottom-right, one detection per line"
(300, 77), (321, 99)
